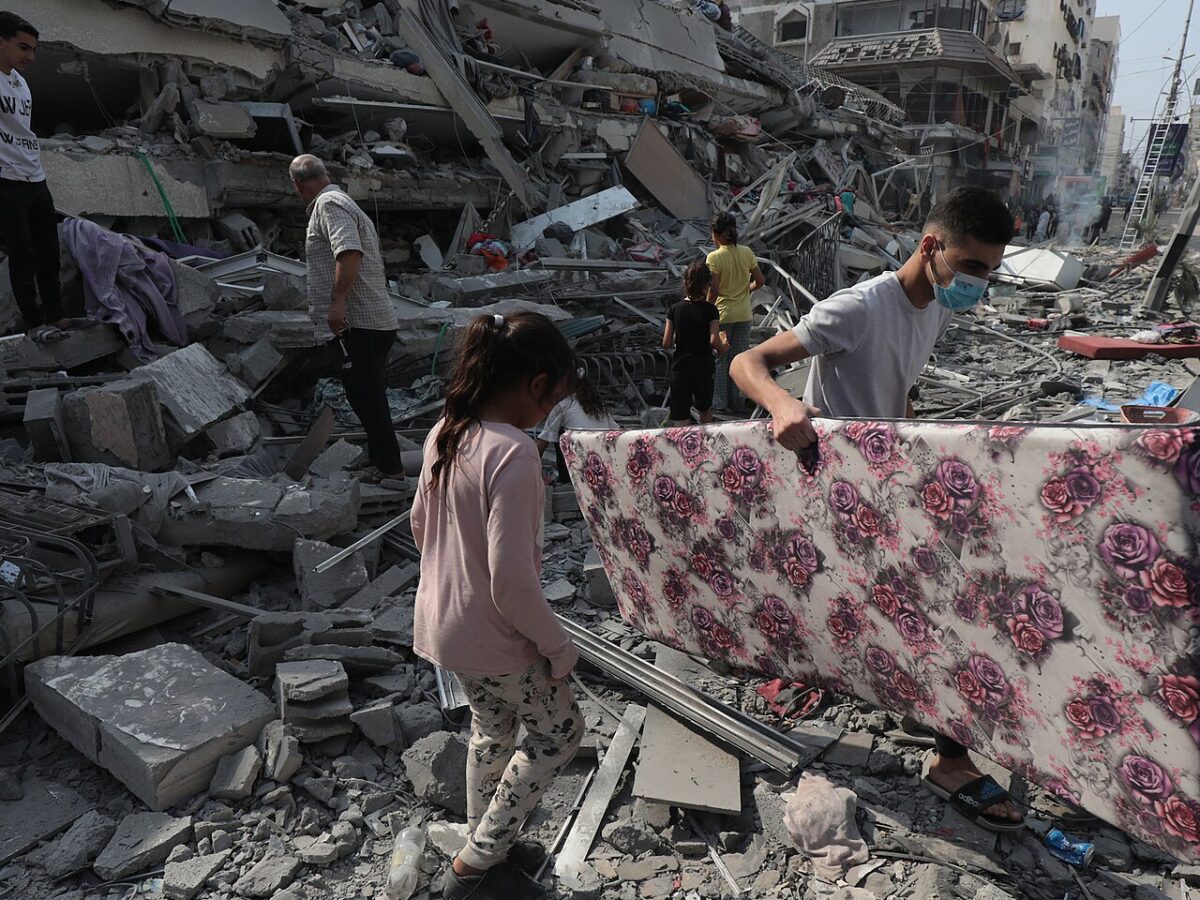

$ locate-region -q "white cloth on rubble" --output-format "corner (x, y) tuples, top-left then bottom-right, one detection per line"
(783, 773), (871, 882)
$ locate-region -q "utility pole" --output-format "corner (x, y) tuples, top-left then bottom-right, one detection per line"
(1166, 0), (1196, 120)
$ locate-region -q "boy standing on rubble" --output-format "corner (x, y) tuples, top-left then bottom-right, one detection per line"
(0, 13), (68, 337)
(290, 154), (404, 483)
(731, 186), (1026, 834)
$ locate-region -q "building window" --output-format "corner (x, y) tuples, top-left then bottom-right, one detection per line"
(778, 11), (809, 42)
(835, 0), (991, 35)
(1008, 41), (1021, 55)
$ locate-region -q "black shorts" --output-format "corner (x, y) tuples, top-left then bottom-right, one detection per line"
(669, 360), (715, 420)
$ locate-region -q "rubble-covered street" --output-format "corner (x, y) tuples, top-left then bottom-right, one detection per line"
(0, 0), (1198, 899)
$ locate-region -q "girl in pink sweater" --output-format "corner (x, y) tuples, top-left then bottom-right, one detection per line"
(411, 312), (583, 900)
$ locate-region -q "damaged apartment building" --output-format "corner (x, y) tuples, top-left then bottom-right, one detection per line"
(0, 0), (915, 268)
(732, 0), (1119, 203)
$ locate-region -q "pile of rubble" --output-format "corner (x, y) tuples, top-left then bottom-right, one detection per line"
(1, 0), (1199, 899)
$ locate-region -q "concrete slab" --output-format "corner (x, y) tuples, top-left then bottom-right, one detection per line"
(133, 343), (252, 438)
(511, 186), (639, 249)
(93, 812), (192, 880)
(632, 646), (740, 815)
(821, 731), (875, 769)
(623, 120), (711, 221)
(190, 101), (257, 140)
(633, 705), (741, 815)
(0, 775), (89, 864)
(158, 477), (360, 551)
(275, 660), (349, 702)
(25, 644), (276, 811)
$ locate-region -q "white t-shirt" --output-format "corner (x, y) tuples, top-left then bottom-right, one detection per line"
(0, 69), (44, 182)
(537, 396), (617, 443)
(792, 271), (952, 419)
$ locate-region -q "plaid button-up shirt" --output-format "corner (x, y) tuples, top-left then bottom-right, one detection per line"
(305, 184), (398, 338)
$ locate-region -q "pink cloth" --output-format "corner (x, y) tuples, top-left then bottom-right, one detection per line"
(410, 420), (577, 679)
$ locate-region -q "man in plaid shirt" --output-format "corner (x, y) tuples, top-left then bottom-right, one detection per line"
(291, 154), (403, 481)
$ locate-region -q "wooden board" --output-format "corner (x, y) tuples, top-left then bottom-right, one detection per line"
(622, 120), (711, 222)
(564, 419), (1200, 862)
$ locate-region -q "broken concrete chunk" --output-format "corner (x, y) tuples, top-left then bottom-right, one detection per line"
(401, 731), (468, 815)
(258, 720), (303, 783)
(350, 698), (399, 748)
(94, 812), (193, 880)
(133, 343), (252, 438)
(164, 849), (231, 900)
(293, 538), (368, 611)
(275, 659), (349, 703)
(167, 259), (219, 327)
(260, 271), (307, 311)
(395, 701), (444, 746)
(310, 439), (366, 478)
(223, 310), (321, 348)
(23, 387), (71, 463)
(343, 563), (419, 610)
(225, 339), (284, 388)
(232, 853), (301, 897)
(190, 99), (257, 139)
(62, 378), (173, 471)
(159, 477), (360, 551)
(208, 745), (263, 800)
(25, 644), (276, 811)
(24, 809), (113, 877)
(283, 643), (405, 676)
(206, 410), (261, 454)
(543, 577), (576, 604)
(366, 595), (415, 646)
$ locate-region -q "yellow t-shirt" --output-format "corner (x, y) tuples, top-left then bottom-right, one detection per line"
(706, 244), (757, 324)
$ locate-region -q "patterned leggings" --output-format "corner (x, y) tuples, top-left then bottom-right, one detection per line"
(455, 660), (584, 870)
(714, 320), (752, 413)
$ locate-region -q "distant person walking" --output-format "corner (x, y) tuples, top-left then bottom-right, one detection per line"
(1035, 208), (1050, 241)
(707, 212), (764, 414)
(0, 13), (67, 336)
(290, 154), (404, 482)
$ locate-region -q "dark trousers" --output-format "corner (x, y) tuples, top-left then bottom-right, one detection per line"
(935, 733), (968, 759)
(342, 327), (403, 474)
(0, 179), (62, 328)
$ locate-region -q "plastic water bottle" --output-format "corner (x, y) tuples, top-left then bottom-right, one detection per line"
(383, 826), (426, 899)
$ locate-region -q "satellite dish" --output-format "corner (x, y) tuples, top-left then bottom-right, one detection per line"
(986, 27), (1003, 48)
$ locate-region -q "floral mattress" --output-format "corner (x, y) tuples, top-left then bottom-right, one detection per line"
(562, 420), (1200, 861)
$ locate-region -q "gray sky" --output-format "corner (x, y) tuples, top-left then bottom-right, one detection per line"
(1102, 0), (1200, 155)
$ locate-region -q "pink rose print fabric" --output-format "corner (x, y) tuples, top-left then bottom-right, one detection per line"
(562, 420), (1200, 861)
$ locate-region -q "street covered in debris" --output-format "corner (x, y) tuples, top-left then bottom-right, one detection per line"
(0, 0), (1197, 899)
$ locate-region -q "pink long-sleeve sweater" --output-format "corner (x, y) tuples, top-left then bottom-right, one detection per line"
(410, 420), (578, 679)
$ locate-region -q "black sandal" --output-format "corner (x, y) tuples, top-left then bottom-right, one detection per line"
(923, 772), (1026, 833)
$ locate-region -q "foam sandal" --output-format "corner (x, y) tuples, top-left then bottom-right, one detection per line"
(923, 772), (1026, 833)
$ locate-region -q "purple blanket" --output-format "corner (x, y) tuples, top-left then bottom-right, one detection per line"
(61, 218), (189, 363)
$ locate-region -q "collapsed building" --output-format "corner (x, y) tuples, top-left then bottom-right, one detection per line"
(0, 1), (1199, 900)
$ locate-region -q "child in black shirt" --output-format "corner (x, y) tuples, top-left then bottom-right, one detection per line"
(663, 260), (725, 424)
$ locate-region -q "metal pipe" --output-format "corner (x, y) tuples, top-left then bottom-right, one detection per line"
(557, 616), (806, 773)
(313, 511), (412, 574)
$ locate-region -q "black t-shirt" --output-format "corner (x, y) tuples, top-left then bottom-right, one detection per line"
(668, 299), (720, 369)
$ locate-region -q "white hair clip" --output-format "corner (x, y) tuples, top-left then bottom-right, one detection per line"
(492, 314), (506, 329)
